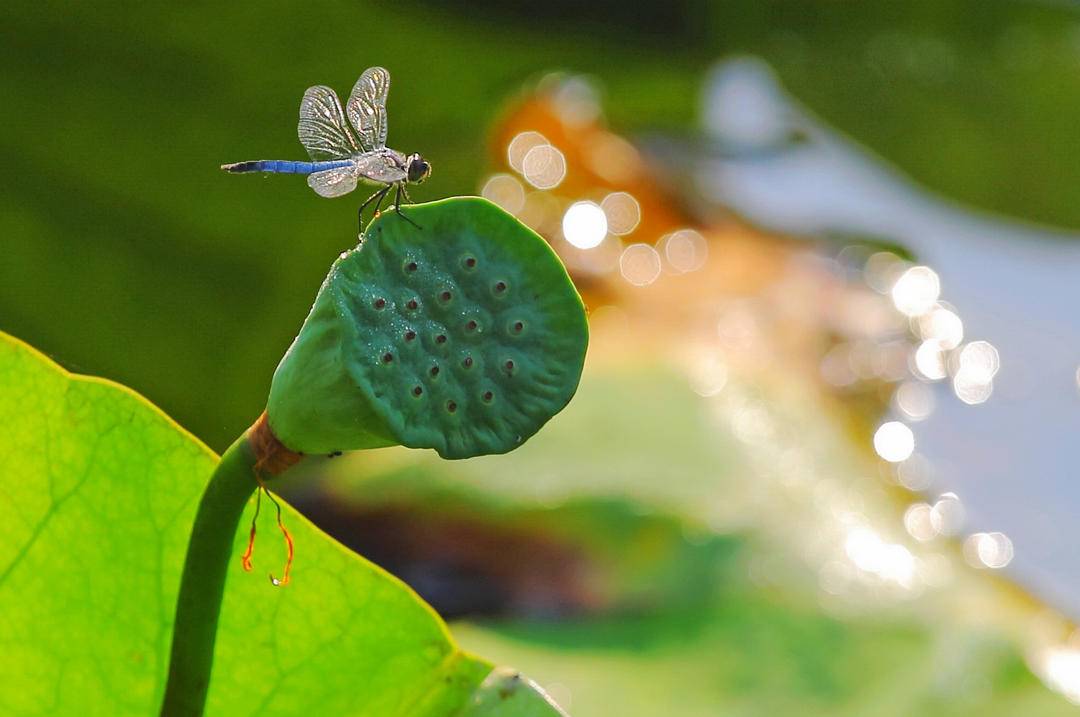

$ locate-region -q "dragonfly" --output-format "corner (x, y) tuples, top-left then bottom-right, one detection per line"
(221, 66), (431, 232)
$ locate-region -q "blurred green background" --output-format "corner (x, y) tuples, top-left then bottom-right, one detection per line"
(3, 0), (1080, 450)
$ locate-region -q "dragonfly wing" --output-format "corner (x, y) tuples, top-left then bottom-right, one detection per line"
(346, 67), (390, 151)
(298, 85), (362, 161)
(307, 165), (358, 198)
(354, 152), (407, 184)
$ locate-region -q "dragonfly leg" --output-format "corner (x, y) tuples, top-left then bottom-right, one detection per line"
(357, 186), (391, 235)
(394, 184), (421, 229)
(373, 186), (391, 217)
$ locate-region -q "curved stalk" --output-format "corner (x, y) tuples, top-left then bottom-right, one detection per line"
(160, 415), (301, 716)
(159, 434), (256, 716)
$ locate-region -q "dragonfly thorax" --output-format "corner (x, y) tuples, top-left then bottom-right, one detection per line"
(406, 153), (432, 184)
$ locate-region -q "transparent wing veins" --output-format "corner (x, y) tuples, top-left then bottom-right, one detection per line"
(298, 85), (361, 161)
(307, 165), (359, 198)
(354, 153), (407, 184)
(346, 67), (390, 151)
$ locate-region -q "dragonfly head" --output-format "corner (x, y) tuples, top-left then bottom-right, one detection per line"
(406, 153), (432, 184)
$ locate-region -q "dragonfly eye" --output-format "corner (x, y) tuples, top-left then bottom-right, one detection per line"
(408, 157), (431, 183)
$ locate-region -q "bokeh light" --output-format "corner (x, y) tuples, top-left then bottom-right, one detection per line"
(507, 131), (550, 173)
(963, 531), (1014, 569)
(600, 192), (641, 235)
(522, 144), (567, 189)
(955, 340), (1000, 382)
(917, 304), (964, 349)
(873, 421), (915, 463)
(929, 493), (965, 536)
(894, 381), (935, 421)
(662, 229), (709, 273)
(844, 527), (917, 588)
(952, 340), (1000, 405)
(481, 173), (526, 214)
(864, 252), (907, 294)
(897, 453), (933, 491)
(562, 201), (607, 249)
(913, 340), (948, 380)
(619, 243), (662, 287)
(891, 266), (940, 317)
(903, 503), (936, 542)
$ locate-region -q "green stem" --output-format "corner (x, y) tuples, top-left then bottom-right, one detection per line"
(159, 433), (257, 716)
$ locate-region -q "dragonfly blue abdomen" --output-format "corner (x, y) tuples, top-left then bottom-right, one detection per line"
(221, 159), (353, 174)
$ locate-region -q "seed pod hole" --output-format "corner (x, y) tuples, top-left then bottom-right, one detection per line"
(405, 261), (418, 273)
(373, 298), (387, 309)
(404, 330), (416, 341)
(482, 390), (494, 402)
(412, 386), (423, 397)
(494, 280), (508, 294)
(435, 334), (447, 344)
(429, 365), (441, 378)
(382, 352), (394, 363)
(439, 290), (452, 302)
(463, 256), (477, 269)
(511, 320), (525, 334)
(465, 320), (478, 332)
(446, 400), (458, 413)
(504, 359), (515, 373)
(462, 356), (473, 369)
(406, 299), (419, 310)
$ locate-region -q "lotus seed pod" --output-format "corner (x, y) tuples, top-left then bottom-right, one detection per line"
(267, 197), (588, 459)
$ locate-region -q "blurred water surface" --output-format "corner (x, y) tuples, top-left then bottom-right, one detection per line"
(700, 58), (1080, 617)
